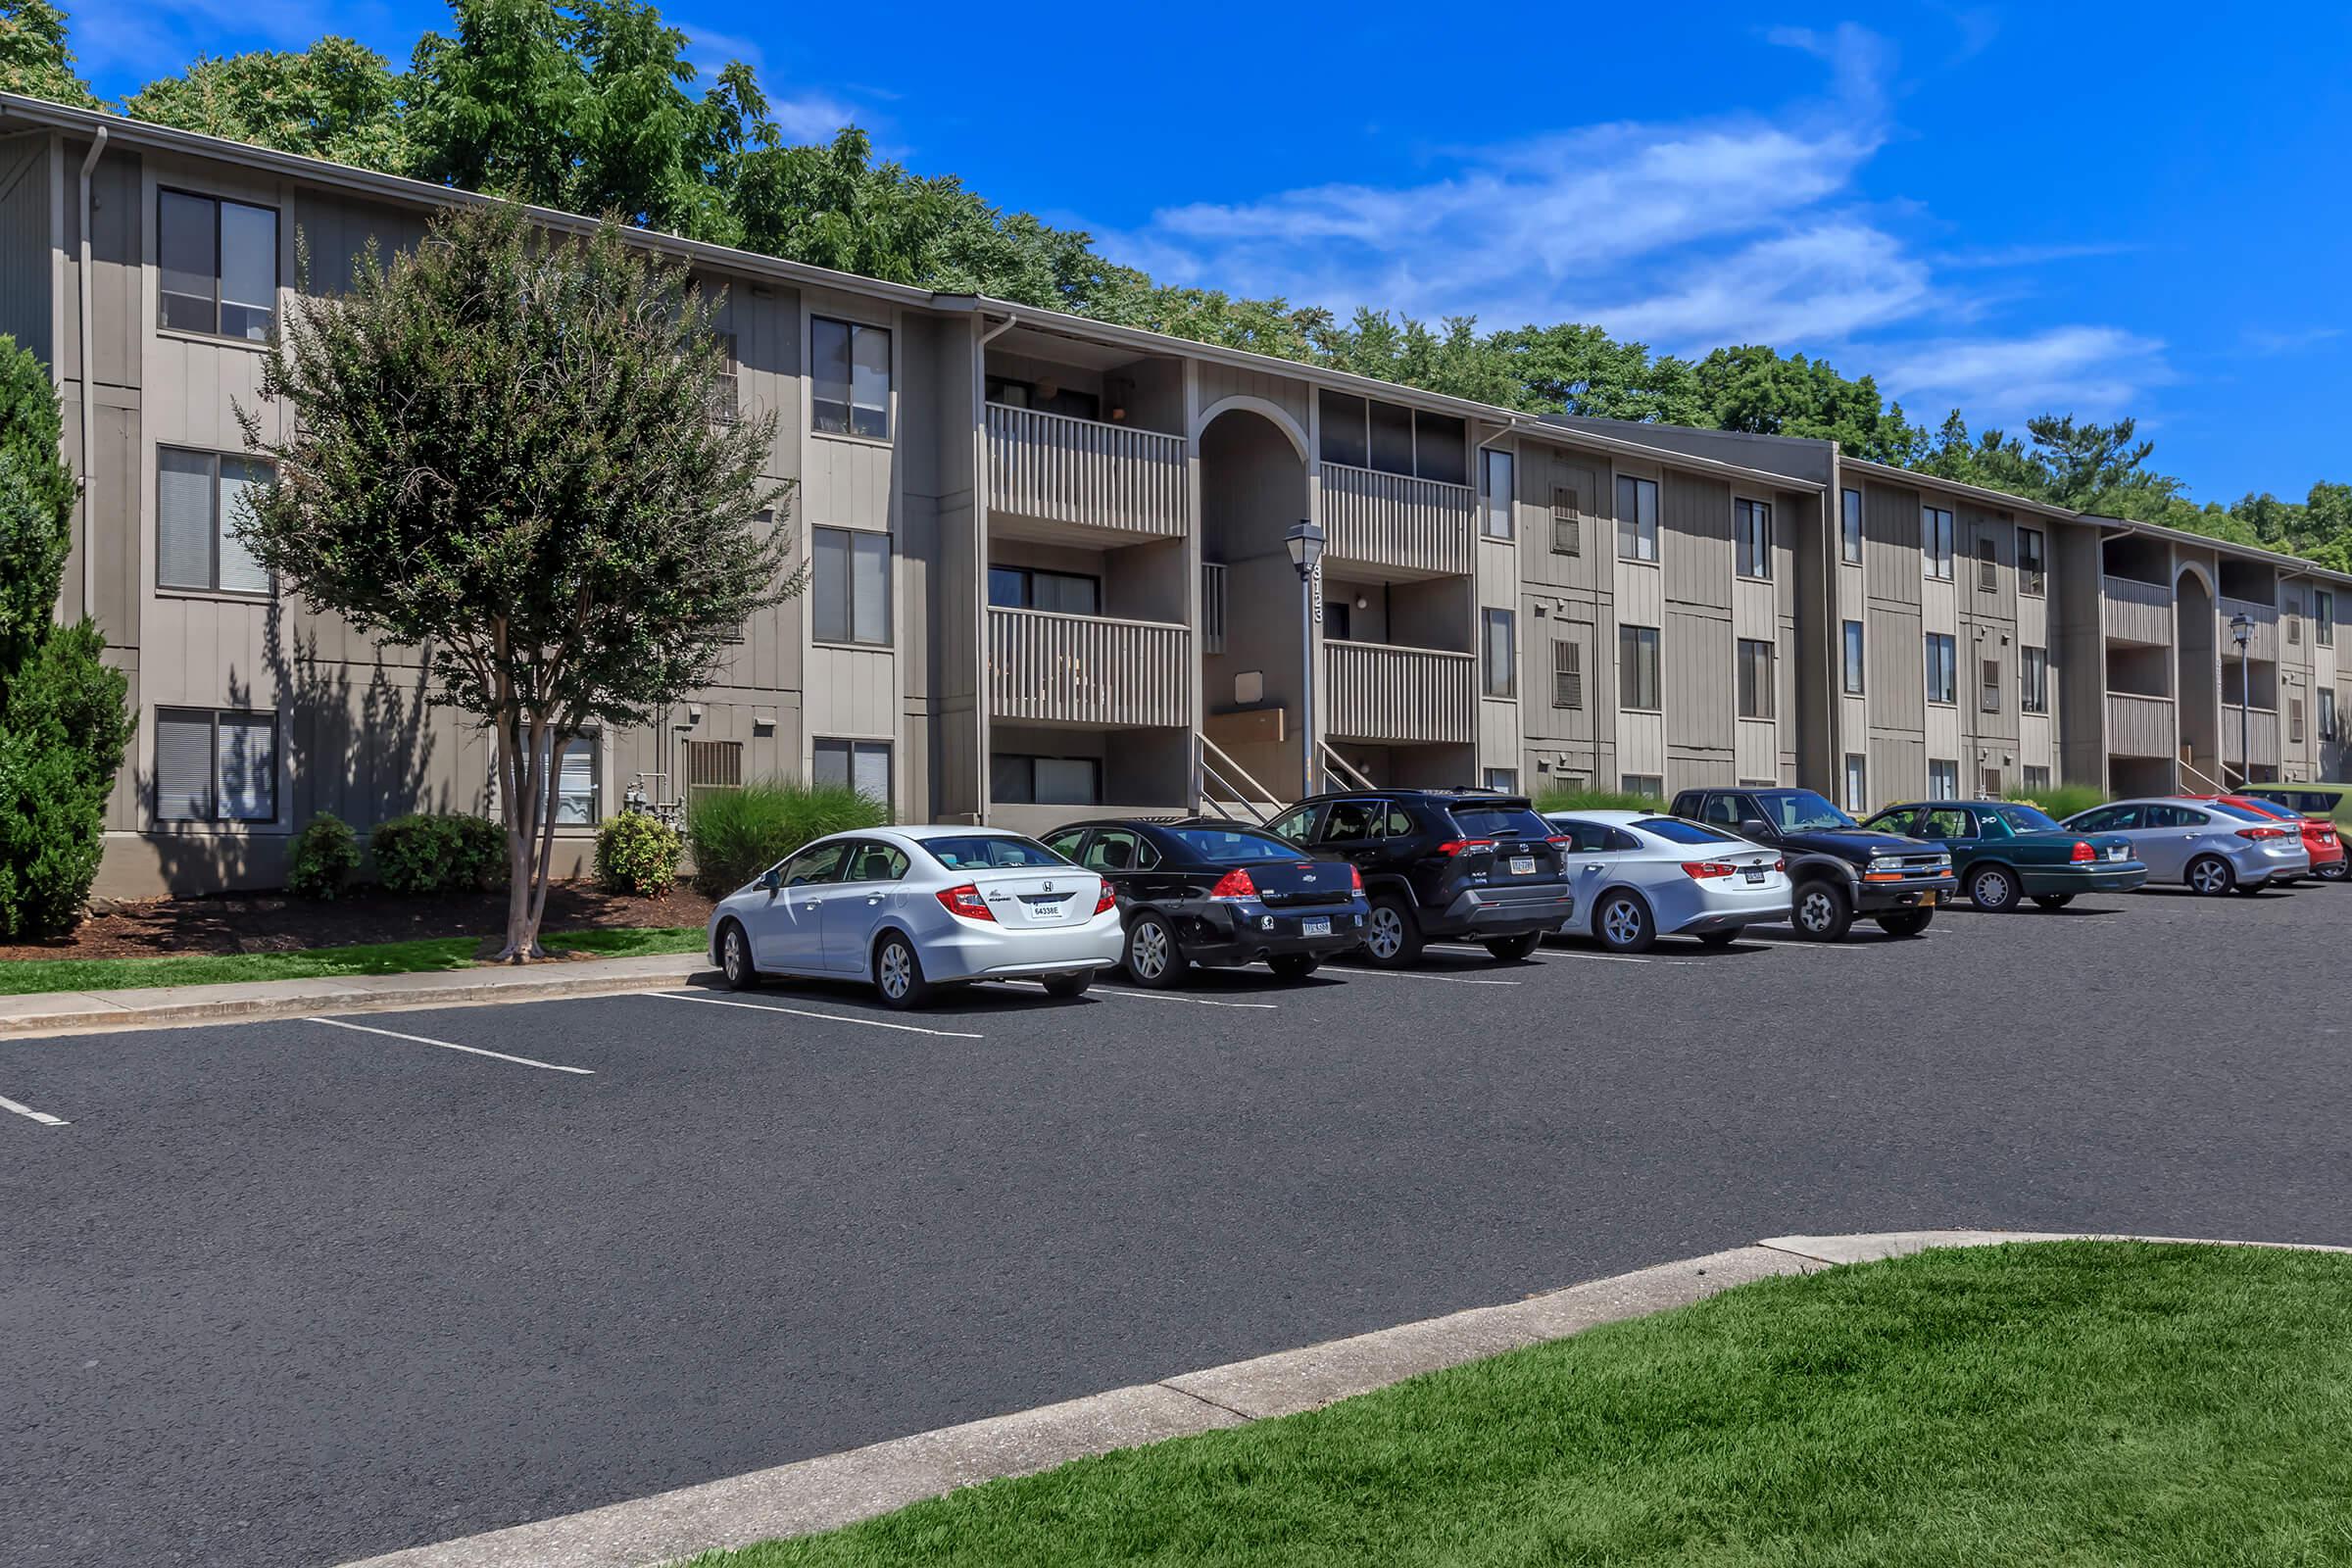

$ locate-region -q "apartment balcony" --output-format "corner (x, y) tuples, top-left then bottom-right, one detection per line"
(2101, 575), (2173, 646)
(988, 606), (1192, 729)
(985, 403), (1189, 542)
(1325, 640), (1477, 746)
(1319, 463), (1474, 579)
(2219, 595), (2280, 662)
(2105, 692), (2176, 760)
(2222, 706), (2281, 769)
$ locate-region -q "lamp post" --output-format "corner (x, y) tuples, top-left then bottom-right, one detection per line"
(1284, 518), (1325, 800)
(2230, 610), (2253, 786)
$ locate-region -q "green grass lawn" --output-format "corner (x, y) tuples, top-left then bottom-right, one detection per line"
(694, 1243), (2352, 1568)
(0, 925), (706, 996)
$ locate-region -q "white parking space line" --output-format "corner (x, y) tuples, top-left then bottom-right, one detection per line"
(1023, 982), (1277, 1010)
(0, 1091), (68, 1127)
(1328, 965), (1521, 986)
(1548, 952), (1702, 966)
(307, 1016), (596, 1074)
(651, 991), (985, 1040)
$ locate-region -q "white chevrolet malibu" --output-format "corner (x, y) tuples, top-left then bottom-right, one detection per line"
(707, 826), (1124, 1008)
(1544, 809), (1790, 953)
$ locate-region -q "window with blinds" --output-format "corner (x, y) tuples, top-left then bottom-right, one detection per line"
(554, 735), (600, 824)
(159, 448), (273, 594)
(1550, 487), (1580, 555)
(1551, 639), (1583, 709)
(1737, 638), (1775, 719)
(155, 709), (275, 823)
(815, 738), (892, 805)
(1980, 657), (2002, 713)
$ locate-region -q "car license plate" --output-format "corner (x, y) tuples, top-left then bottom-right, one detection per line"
(1509, 856), (1537, 875)
(1742, 866), (1766, 883)
(1301, 917), (1331, 938)
(2108, 846), (2124, 861)
(1918, 891), (1936, 906)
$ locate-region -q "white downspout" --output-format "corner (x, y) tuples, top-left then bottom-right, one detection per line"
(76, 124), (106, 627)
(972, 312), (1017, 823)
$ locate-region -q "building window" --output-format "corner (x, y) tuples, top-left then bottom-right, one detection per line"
(1977, 536), (1997, 592)
(812, 527), (892, 645)
(554, 733), (601, 824)
(1316, 391), (1464, 483)
(1324, 598), (1351, 641)
(154, 708), (275, 823)
(1619, 623), (1661, 711)
(991, 752), (1098, 806)
(2019, 527), (2045, 595)
(987, 375), (1100, 420)
(2321, 688), (2338, 742)
(1926, 632), (1957, 705)
(1550, 486), (1581, 556)
(815, 737), (893, 804)
(2289, 697), (2306, 745)
(708, 331), (739, 422)
(2287, 605), (2301, 646)
(1841, 620), (1865, 695)
(1483, 768), (1518, 793)
(2319, 590), (2335, 648)
(810, 317), (890, 439)
(1929, 758), (1960, 799)
(1843, 754), (1868, 813)
(1980, 656), (2002, 713)
(1551, 639), (1582, 710)
(159, 189), (276, 341)
(1481, 609), (1515, 698)
(2023, 764), (2051, 795)
(1737, 638), (1775, 719)
(1481, 448), (1514, 539)
(1840, 488), (1863, 564)
(1735, 498), (1772, 579)
(158, 448), (273, 594)
(1621, 773), (1663, 800)
(1616, 475), (1659, 563)
(2021, 646), (2049, 713)
(1924, 506), (1955, 580)
(988, 564), (1100, 615)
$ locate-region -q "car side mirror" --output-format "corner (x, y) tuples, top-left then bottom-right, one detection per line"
(1740, 819), (1772, 840)
(758, 869), (782, 895)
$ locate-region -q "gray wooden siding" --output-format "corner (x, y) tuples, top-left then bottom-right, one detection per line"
(1326, 640), (1476, 745)
(0, 132), (52, 364)
(1662, 472), (1732, 609)
(1864, 480), (1923, 607)
(1319, 461), (1474, 575)
(1664, 609), (1734, 749)
(1867, 605), (1927, 730)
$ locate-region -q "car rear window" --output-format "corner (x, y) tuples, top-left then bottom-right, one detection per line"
(2206, 801), (2276, 822)
(1632, 817), (1736, 845)
(1447, 806), (1551, 839)
(921, 834), (1065, 870)
(1167, 827), (1303, 861)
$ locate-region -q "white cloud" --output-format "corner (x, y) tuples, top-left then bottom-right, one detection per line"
(1872, 326), (2171, 421)
(2242, 325), (2343, 356)
(1579, 220), (1936, 346)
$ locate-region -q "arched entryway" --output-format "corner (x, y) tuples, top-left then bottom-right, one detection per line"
(2175, 565), (2220, 786)
(1198, 405), (1310, 804)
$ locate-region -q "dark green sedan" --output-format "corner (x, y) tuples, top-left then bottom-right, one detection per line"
(1860, 801), (2147, 911)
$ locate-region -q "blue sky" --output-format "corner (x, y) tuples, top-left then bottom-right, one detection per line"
(68, 0), (2352, 502)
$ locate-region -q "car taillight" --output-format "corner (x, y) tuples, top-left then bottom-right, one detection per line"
(2237, 826), (2288, 840)
(936, 884), (994, 921)
(1773, 858), (1786, 872)
(1545, 835), (1572, 845)
(1209, 867), (1258, 899)
(2070, 840), (2097, 862)
(1093, 882), (1117, 915)
(1348, 864), (1363, 891)
(1681, 860), (1736, 879)
(1435, 838), (1494, 857)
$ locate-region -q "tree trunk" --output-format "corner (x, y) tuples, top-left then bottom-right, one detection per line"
(493, 708), (550, 962)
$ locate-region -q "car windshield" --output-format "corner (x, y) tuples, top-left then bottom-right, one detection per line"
(1166, 827), (1303, 861)
(1984, 804), (2061, 834)
(1447, 805), (1552, 838)
(2207, 800), (2280, 822)
(2227, 798), (2293, 820)
(1633, 817), (1737, 846)
(920, 834), (1066, 870)
(1757, 791), (1856, 831)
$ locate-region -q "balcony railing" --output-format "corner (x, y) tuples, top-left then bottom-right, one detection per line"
(2219, 596), (2280, 662)
(2221, 705), (2281, 768)
(2101, 575), (2173, 646)
(985, 403), (1188, 539)
(1325, 640), (1477, 746)
(1319, 463), (1474, 577)
(988, 606), (1191, 728)
(2105, 692), (2175, 759)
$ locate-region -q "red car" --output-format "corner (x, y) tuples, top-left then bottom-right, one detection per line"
(2180, 795), (2345, 882)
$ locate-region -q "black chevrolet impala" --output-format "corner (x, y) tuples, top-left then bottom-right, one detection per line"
(1040, 817), (1371, 986)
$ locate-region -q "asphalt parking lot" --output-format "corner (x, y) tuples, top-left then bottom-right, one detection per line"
(5, 884), (2348, 1567)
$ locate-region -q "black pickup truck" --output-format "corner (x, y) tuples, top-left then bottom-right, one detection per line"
(1670, 786), (1955, 942)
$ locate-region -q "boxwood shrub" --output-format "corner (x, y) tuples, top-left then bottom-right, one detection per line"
(595, 811), (685, 898)
(371, 811), (508, 896)
(286, 811), (361, 900)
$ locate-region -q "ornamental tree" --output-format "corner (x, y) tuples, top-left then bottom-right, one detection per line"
(238, 201), (796, 959)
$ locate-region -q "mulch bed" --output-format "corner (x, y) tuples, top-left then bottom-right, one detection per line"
(0, 880), (716, 962)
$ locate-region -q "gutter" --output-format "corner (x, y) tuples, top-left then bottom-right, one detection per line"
(76, 122), (104, 626)
(970, 312), (1019, 826)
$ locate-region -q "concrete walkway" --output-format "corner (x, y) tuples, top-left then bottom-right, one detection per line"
(341, 1228), (2350, 1568)
(0, 951), (711, 1037)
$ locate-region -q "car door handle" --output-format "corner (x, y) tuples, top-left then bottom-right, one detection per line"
(1584, 862), (1604, 872)
(865, 896), (882, 906)
(803, 901), (820, 911)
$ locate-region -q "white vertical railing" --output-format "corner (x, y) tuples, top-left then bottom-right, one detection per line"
(2219, 596), (2280, 661)
(2100, 575), (2173, 645)
(1200, 562), (1228, 655)
(1325, 641), (1477, 745)
(1319, 462), (1475, 576)
(985, 403), (1188, 537)
(988, 607), (1191, 728)
(2105, 692), (2176, 758)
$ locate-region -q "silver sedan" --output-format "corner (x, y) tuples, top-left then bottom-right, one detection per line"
(1544, 809), (1790, 953)
(2060, 797), (2310, 896)
(706, 826), (1125, 1007)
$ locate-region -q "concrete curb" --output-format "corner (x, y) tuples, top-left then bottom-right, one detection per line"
(338, 1228), (2346, 1568)
(0, 952), (712, 1038)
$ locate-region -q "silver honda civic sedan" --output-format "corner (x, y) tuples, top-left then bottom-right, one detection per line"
(707, 825), (1126, 1007)
(2060, 797), (2309, 896)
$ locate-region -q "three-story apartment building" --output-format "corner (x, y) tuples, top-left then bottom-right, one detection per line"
(0, 95), (2343, 898)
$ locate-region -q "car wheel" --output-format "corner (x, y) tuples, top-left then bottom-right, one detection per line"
(1593, 891), (1656, 954)
(717, 920), (759, 990)
(1483, 931), (1542, 962)
(1123, 913), (1187, 989)
(2318, 859), (2348, 882)
(1695, 928), (1740, 948)
(1267, 954), (1320, 981)
(1363, 896), (1424, 968)
(2186, 855), (2234, 897)
(2032, 893), (2075, 910)
(1969, 865), (2020, 912)
(1042, 970), (1094, 1000)
(1791, 880), (1852, 942)
(872, 931), (932, 1010)
(1875, 909), (1934, 937)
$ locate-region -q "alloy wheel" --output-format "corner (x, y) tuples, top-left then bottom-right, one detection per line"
(2190, 858), (2230, 896)
(878, 941), (913, 1000)
(1368, 906), (1404, 959)
(1129, 920), (1170, 981)
(723, 928), (744, 984)
(1601, 899), (1643, 947)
